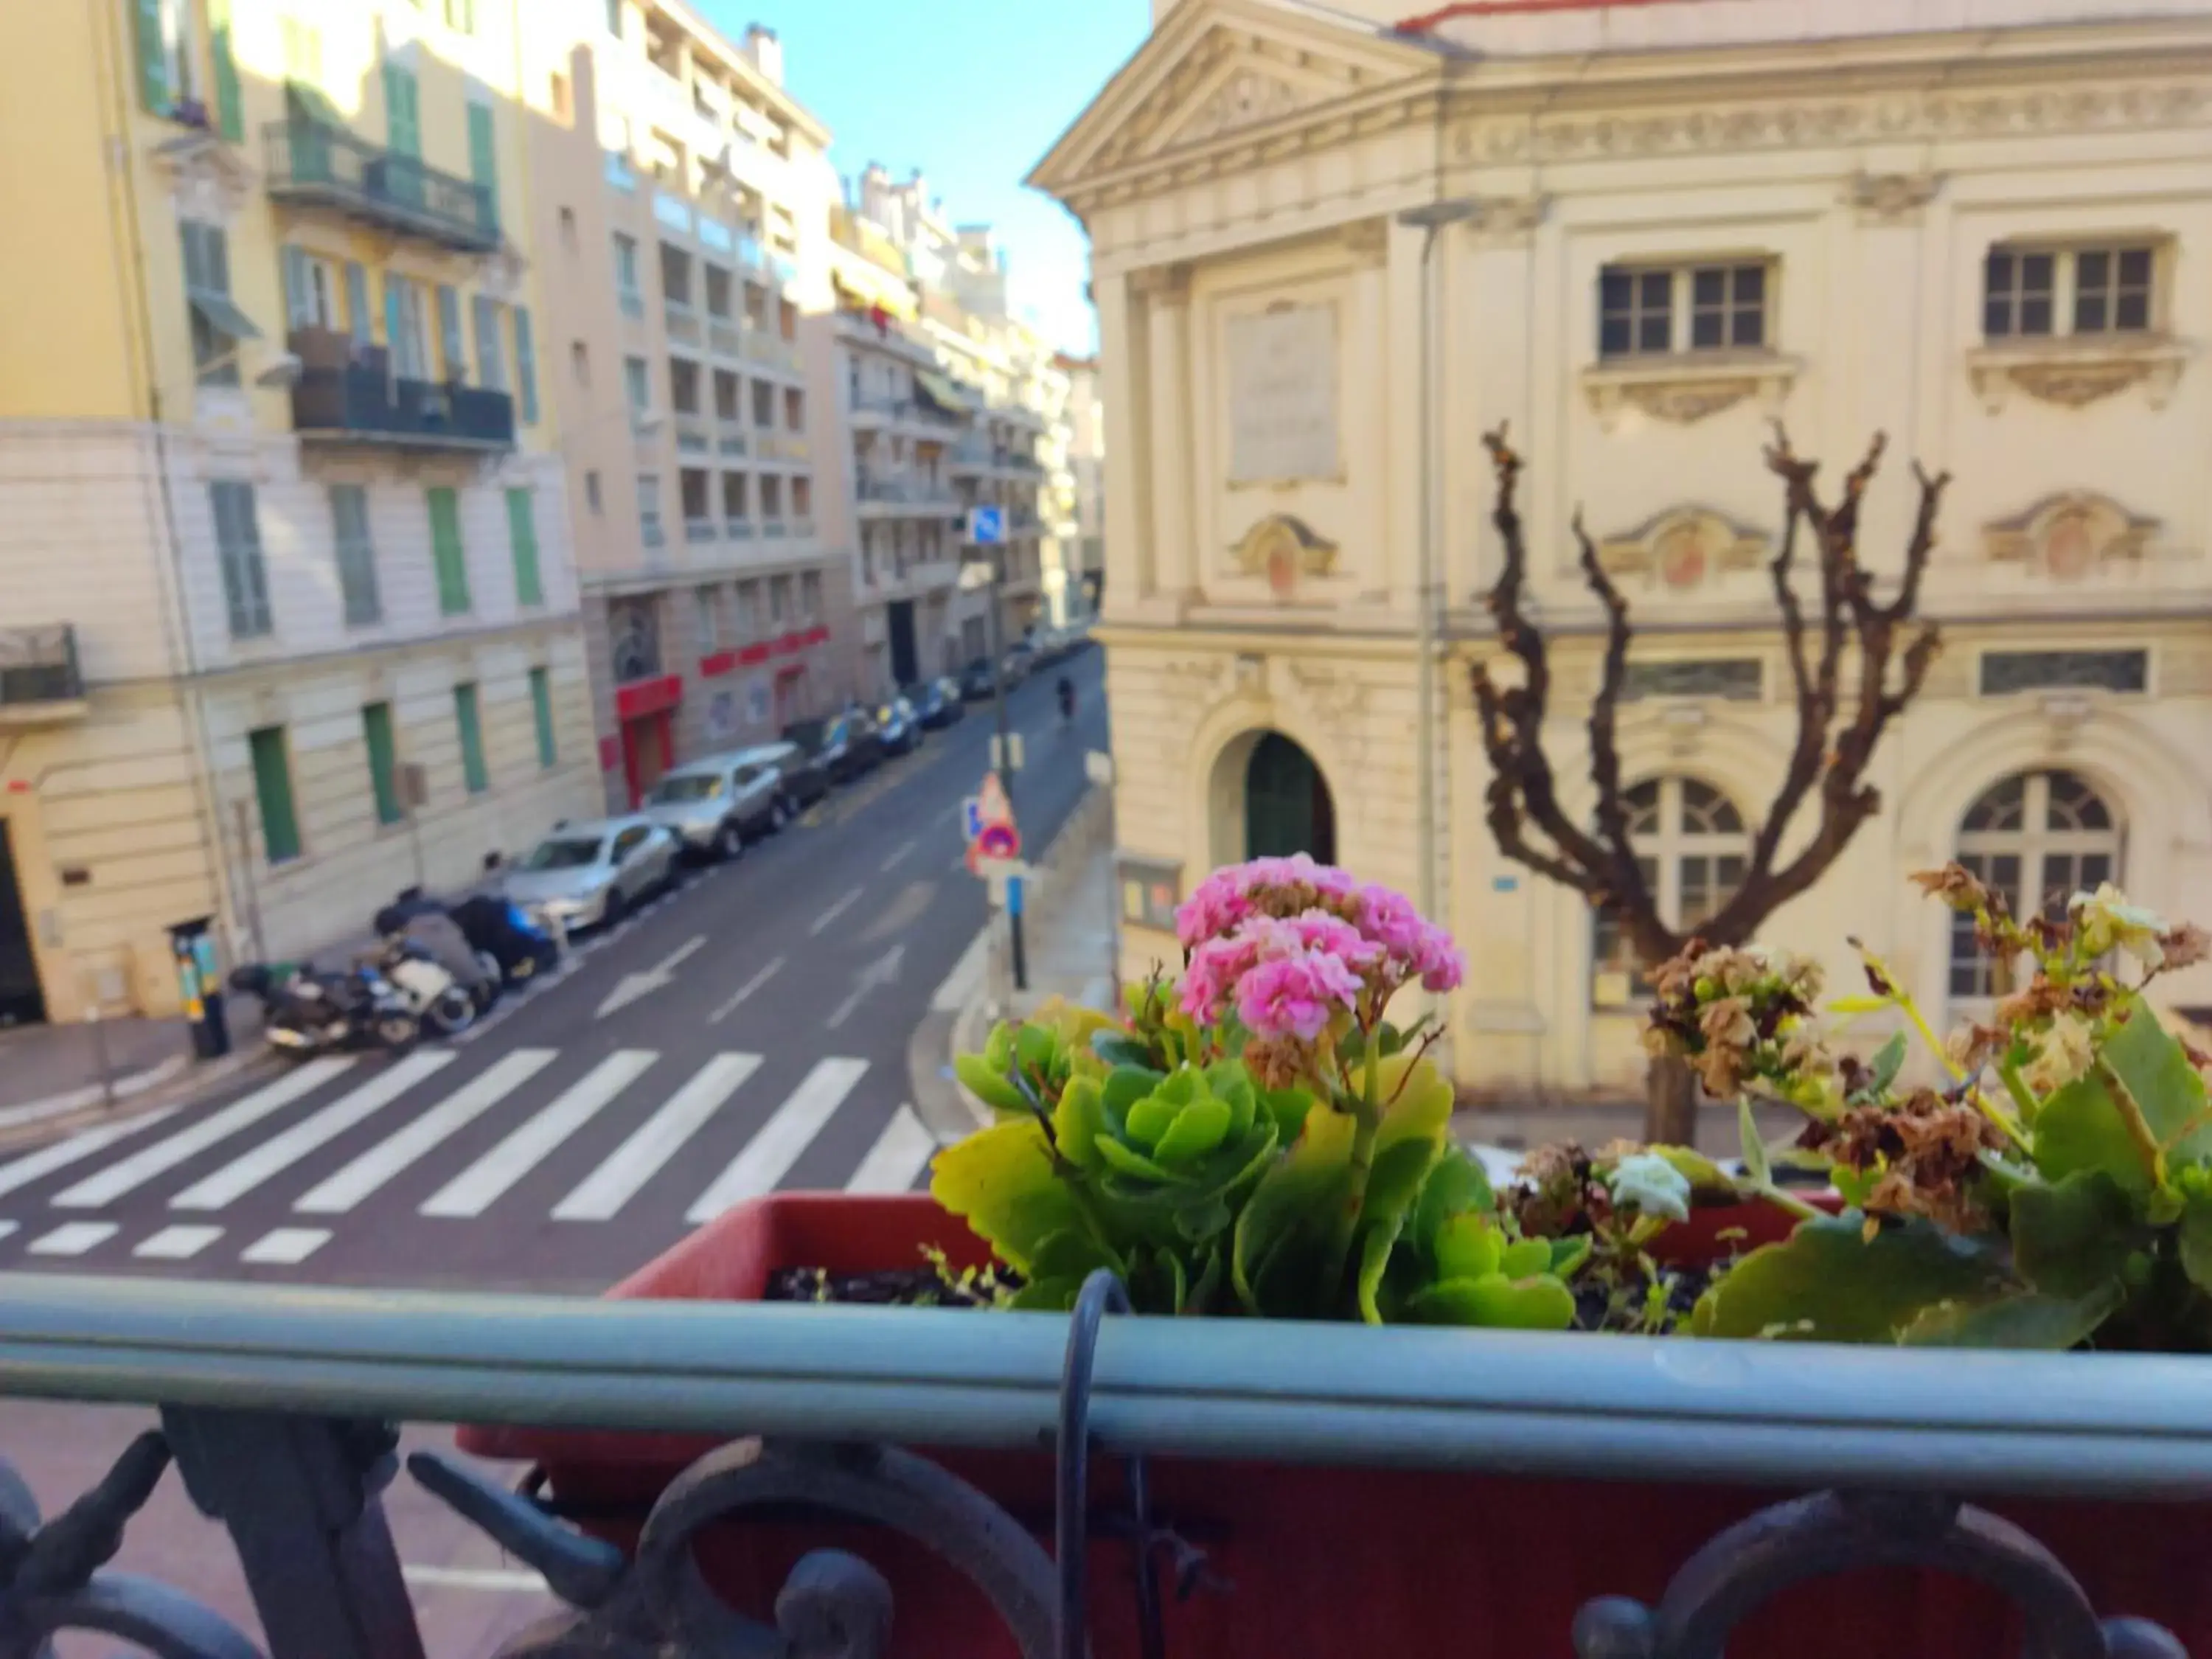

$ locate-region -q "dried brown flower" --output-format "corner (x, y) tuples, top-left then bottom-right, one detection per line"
(1944, 1020), (2006, 1075)
(1802, 1091), (2007, 1234)
(2160, 922), (2212, 975)
(1910, 863), (1991, 914)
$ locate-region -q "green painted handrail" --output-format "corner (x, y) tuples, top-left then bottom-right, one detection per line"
(1, 1272), (2208, 1497)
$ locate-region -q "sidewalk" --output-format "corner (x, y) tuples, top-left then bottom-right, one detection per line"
(0, 1008), (267, 1147)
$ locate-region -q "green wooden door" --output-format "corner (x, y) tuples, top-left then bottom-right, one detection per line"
(454, 684), (489, 793)
(428, 487), (470, 614)
(362, 703), (402, 825)
(467, 102), (499, 237)
(248, 727), (302, 864)
(382, 64), (422, 208)
(506, 488), (542, 606)
(529, 667), (557, 768)
(1244, 732), (1334, 863)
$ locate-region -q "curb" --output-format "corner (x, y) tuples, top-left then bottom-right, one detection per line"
(0, 1047), (274, 1154)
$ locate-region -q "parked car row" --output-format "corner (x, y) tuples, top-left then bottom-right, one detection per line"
(957, 621), (1094, 704)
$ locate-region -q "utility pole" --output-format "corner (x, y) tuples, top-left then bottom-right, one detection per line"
(972, 503), (1026, 992)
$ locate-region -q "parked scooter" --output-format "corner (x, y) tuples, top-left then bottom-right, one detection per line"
(450, 894), (561, 987)
(228, 961), (420, 1059)
(367, 936), (479, 1038)
(374, 891), (500, 1020)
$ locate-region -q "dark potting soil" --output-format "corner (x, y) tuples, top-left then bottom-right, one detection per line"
(1571, 1262), (1717, 1334)
(765, 1265), (1016, 1307)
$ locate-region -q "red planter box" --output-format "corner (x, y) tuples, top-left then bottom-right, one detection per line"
(459, 1194), (2211, 1658)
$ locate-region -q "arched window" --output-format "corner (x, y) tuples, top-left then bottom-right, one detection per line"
(1949, 768), (2122, 997)
(1244, 732), (1335, 864)
(1591, 776), (1747, 1001)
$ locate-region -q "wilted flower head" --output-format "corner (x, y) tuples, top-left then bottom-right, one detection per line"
(1910, 863), (1993, 916)
(2070, 883), (2168, 969)
(2020, 1015), (2096, 1096)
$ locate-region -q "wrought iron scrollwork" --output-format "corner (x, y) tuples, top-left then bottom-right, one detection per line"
(0, 1435), (262, 1659)
(416, 1438), (1057, 1659)
(1571, 1489), (2186, 1659)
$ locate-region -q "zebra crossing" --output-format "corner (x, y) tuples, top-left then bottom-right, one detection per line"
(0, 1043), (945, 1275)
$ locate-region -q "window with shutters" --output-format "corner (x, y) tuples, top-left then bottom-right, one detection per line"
(1949, 771), (2123, 997)
(506, 489), (543, 607)
(329, 485), (381, 627)
(513, 307), (539, 422)
(453, 684), (489, 794)
(344, 262), (372, 345)
(209, 481), (272, 639)
(800, 571), (821, 620)
(613, 234), (643, 316)
(472, 296), (507, 391)
(385, 274), (429, 380)
(1984, 245), (2160, 342)
(1599, 261), (1770, 358)
(427, 487), (470, 615)
(436, 284), (465, 380)
(1590, 779), (1747, 1004)
(181, 222), (248, 386)
(466, 101), (498, 235)
(381, 64), (422, 209)
(248, 726), (302, 864)
(279, 246), (340, 332)
(133, 0), (201, 117)
(529, 667), (557, 768)
(625, 356), (652, 415)
(206, 0), (242, 139)
(362, 702), (403, 826)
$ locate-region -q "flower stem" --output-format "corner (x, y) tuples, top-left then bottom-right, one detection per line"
(1996, 1058), (2041, 1128)
(2096, 1056), (2167, 1187)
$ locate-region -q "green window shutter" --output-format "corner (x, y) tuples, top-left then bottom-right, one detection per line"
(382, 65), (420, 156)
(280, 246), (313, 329)
(437, 283), (463, 379)
(512, 306), (539, 424)
(345, 261), (372, 344)
(248, 726), (302, 863)
(506, 488), (543, 606)
(383, 273), (403, 355)
(133, 0), (168, 113)
(362, 702), (402, 825)
(453, 684), (488, 793)
(467, 102), (498, 235)
(209, 0), (244, 140)
(428, 486), (470, 614)
(529, 667), (557, 768)
(472, 295), (506, 391)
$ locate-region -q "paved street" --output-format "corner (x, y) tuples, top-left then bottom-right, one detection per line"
(0, 651), (1107, 1296)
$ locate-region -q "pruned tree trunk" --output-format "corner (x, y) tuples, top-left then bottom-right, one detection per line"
(1645, 1053), (1698, 1147)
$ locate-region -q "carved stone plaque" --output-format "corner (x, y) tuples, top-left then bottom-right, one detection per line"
(1225, 303), (1339, 484)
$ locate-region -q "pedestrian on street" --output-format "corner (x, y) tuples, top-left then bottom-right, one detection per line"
(1056, 675), (1076, 726)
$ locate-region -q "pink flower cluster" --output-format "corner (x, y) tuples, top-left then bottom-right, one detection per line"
(1175, 855), (1465, 1043)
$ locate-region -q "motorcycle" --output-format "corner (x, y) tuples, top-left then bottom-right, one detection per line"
(229, 961), (420, 1059)
(369, 936), (479, 1038)
(450, 894), (561, 988)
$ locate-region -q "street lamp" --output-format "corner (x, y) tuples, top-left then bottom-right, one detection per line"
(1394, 198), (1479, 948)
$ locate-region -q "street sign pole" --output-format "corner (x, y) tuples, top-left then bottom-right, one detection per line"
(969, 503), (1024, 992)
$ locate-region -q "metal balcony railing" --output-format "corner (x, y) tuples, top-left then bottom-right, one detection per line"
(290, 366), (515, 452)
(0, 625), (85, 717)
(263, 115), (498, 252)
(684, 517), (718, 544)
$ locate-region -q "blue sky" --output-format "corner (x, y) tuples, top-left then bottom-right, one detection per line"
(700, 1), (1154, 355)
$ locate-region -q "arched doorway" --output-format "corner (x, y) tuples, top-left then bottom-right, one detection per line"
(1244, 732), (1335, 863)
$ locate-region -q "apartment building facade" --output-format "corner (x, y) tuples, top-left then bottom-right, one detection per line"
(524, 1), (853, 810)
(1036, 0), (2212, 1096)
(1057, 352), (1106, 623)
(0, 0), (598, 1023)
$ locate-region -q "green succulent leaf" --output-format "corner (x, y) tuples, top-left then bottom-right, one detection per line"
(2008, 1170), (2143, 1301)
(1412, 1148), (1495, 1265)
(1152, 1093), (1234, 1165)
(1499, 1237), (1552, 1279)
(1433, 1213), (1503, 1282)
(953, 1052), (1027, 1115)
(2179, 1189), (2212, 1296)
(1259, 1086), (1316, 1143)
(2033, 997), (2211, 1195)
(1124, 1074), (1194, 1150)
(1091, 1031), (1155, 1071)
(1408, 1272), (1576, 1331)
(1737, 1095), (1771, 1189)
(1093, 1135), (1188, 1184)
(930, 1119), (1083, 1276)
(1052, 1077), (1107, 1172)
(1355, 1222), (1401, 1325)
(983, 1020), (1015, 1071)
(1898, 1284), (2122, 1349)
(1030, 1228), (1121, 1285)
(1857, 1032), (1908, 1101)
(1232, 1105), (1358, 1317)
(1691, 1214), (2014, 1343)
(1013, 1023), (1058, 1081)
(1549, 1235), (1593, 1278)
(1649, 1144), (1737, 1199)
(1099, 1066), (1161, 1135)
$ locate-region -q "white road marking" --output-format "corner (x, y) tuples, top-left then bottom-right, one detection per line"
(685, 1057), (869, 1222)
(240, 1226), (330, 1265)
(27, 1221), (119, 1256)
(170, 1050), (457, 1211)
(292, 1049), (557, 1214)
(596, 935), (706, 1019)
(808, 886), (863, 936)
(879, 838), (916, 872)
(401, 1564), (549, 1594)
(845, 1106), (938, 1194)
(52, 1060), (352, 1209)
(552, 1051), (761, 1222)
(0, 1109), (181, 1202)
(0, 1222), (17, 1243)
(134, 1224), (224, 1260)
(419, 1049), (657, 1218)
(707, 956), (785, 1024)
(825, 945), (904, 1032)
(930, 928), (992, 1013)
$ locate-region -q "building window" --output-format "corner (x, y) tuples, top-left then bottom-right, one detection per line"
(613, 234), (641, 313)
(792, 476), (811, 518)
(436, 283), (466, 380)
(427, 486), (470, 615)
(605, 0), (622, 35)
(1591, 778), (1747, 1002)
(735, 581), (759, 638)
(1980, 649), (2148, 697)
(1950, 770), (2121, 998)
(181, 221), (249, 386)
(637, 473), (664, 547)
(722, 471), (748, 528)
(1598, 261), (1768, 358)
(585, 470), (603, 515)
(248, 726), (302, 865)
(661, 243), (692, 309)
(770, 575), (790, 622)
(473, 296), (507, 392)
(1985, 245), (2157, 341)
(1621, 659), (1763, 702)
(760, 475), (782, 521)
(609, 597), (660, 681)
(785, 387), (804, 430)
(209, 480), (271, 639)
(513, 306), (539, 422)
(330, 484), (380, 627)
(695, 585), (720, 650)
(453, 684), (490, 794)
(506, 488), (543, 607)
(669, 356), (700, 415)
(751, 380), (773, 428)
(800, 571), (821, 620)
(625, 355), (652, 414)
(279, 246), (340, 332)
(362, 701), (403, 827)
(529, 667), (557, 768)
(704, 264), (732, 319)
(570, 339), (590, 386)
(385, 273), (430, 380)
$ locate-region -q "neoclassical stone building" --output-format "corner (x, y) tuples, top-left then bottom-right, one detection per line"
(1030, 0), (2212, 1096)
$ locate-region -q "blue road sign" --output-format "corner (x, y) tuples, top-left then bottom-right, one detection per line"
(961, 796), (984, 841)
(967, 504), (1005, 546)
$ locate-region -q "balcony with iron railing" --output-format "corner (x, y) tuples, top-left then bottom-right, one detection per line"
(0, 625), (86, 726)
(856, 476), (961, 518)
(263, 114), (498, 253)
(741, 323), (804, 375)
(664, 301), (703, 349)
(834, 306), (938, 366)
(288, 348), (515, 453)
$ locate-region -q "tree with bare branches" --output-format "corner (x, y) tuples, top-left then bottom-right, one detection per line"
(1470, 425), (1950, 1144)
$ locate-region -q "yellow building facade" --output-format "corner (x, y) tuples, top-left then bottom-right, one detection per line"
(1035, 0), (2212, 1099)
(0, 0), (599, 1023)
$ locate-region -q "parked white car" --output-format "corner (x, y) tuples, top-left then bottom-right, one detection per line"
(504, 816), (679, 931)
(642, 752), (788, 862)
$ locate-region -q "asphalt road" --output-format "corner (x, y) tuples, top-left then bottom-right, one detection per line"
(0, 650), (1109, 1295)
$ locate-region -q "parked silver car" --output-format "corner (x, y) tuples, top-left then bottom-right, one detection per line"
(504, 816), (678, 931)
(642, 752), (787, 861)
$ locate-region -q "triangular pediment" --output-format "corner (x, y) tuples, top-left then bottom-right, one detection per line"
(1029, 0), (1444, 198)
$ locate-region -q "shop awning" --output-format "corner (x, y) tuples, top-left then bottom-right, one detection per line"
(914, 370), (973, 414)
(188, 289), (262, 342)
